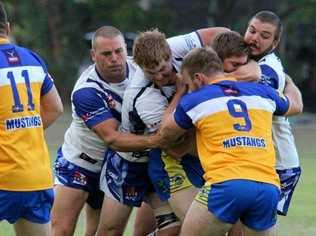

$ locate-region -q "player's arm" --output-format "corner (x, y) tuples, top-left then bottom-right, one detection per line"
(40, 84), (63, 129)
(227, 59), (261, 82)
(197, 27), (231, 46)
(92, 119), (159, 152)
(283, 73), (303, 116)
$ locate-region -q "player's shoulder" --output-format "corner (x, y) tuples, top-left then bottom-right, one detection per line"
(258, 52), (283, 69)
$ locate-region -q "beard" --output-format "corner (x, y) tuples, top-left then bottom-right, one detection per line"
(249, 43), (275, 61)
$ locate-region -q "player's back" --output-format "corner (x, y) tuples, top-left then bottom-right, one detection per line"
(0, 43), (52, 191)
(176, 79), (289, 187)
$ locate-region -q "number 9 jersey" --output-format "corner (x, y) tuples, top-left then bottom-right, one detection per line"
(0, 40), (54, 191)
(174, 77), (289, 188)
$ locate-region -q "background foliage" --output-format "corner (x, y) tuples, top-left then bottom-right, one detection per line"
(3, 0), (316, 109)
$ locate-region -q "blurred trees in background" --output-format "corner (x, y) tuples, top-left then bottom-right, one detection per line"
(4, 0), (316, 109)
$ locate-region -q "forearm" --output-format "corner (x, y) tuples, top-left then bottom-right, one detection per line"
(41, 109), (63, 129)
(284, 74), (303, 116)
(106, 131), (159, 152)
(228, 60), (261, 82)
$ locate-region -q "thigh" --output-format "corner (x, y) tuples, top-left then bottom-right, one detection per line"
(14, 218), (51, 236)
(243, 224), (276, 236)
(51, 185), (88, 234)
(96, 196), (132, 236)
(180, 200), (231, 236)
(168, 185), (198, 221)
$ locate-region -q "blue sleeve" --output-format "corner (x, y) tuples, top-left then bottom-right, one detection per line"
(73, 87), (113, 129)
(41, 73), (54, 96)
(267, 87), (290, 115)
(174, 102), (193, 129)
(259, 64), (279, 89)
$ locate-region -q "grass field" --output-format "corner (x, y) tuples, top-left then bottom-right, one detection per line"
(1, 111), (315, 235)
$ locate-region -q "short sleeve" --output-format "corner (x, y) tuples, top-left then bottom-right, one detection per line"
(72, 87), (113, 129)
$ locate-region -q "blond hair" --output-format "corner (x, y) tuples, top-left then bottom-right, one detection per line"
(133, 29), (171, 69)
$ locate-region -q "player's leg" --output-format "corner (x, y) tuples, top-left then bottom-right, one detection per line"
(180, 200), (231, 236)
(133, 202), (156, 236)
(168, 186), (198, 221)
(12, 189), (54, 236)
(147, 192), (180, 236)
(98, 149), (151, 236)
(14, 219), (51, 236)
(84, 189), (104, 236)
(96, 196), (133, 236)
(228, 221), (244, 236)
(51, 185), (88, 236)
(149, 150), (198, 221)
(243, 225), (276, 236)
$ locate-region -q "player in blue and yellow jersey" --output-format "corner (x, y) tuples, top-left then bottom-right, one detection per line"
(159, 47), (303, 236)
(0, 2), (63, 236)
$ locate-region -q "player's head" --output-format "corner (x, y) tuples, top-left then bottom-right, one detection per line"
(90, 26), (127, 83)
(133, 29), (173, 87)
(244, 10), (282, 59)
(0, 2), (9, 37)
(212, 31), (249, 73)
(181, 47), (223, 91)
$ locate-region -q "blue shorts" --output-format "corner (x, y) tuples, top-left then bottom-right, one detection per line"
(277, 167), (301, 216)
(195, 180), (280, 231)
(100, 149), (153, 207)
(148, 148), (193, 201)
(54, 148), (103, 209)
(0, 189), (54, 224)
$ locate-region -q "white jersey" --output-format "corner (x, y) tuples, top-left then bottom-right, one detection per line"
(258, 52), (299, 169)
(118, 31), (203, 162)
(61, 58), (137, 172)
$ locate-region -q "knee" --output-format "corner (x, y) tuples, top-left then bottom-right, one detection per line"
(96, 223), (125, 236)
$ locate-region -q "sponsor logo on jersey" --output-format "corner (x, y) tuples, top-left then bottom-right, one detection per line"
(2, 48), (21, 65)
(223, 136), (266, 148)
(5, 115), (42, 131)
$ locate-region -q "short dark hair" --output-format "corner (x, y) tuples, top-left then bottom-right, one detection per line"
(91, 26), (124, 49)
(212, 31), (249, 61)
(251, 10), (282, 41)
(181, 47), (223, 79)
(0, 1), (8, 35)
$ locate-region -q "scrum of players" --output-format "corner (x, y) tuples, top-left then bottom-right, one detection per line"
(0, 2), (303, 236)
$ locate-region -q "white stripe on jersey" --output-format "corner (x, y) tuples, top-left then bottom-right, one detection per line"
(0, 66), (46, 86)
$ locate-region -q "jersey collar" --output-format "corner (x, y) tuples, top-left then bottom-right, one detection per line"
(209, 76), (237, 85)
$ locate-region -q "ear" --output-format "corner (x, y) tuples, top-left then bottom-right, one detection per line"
(5, 22), (10, 36)
(90, 49), (96, 62)
(272, 37), (280, 50)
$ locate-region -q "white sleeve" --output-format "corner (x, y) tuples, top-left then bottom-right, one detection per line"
(167, 31), (203, 72)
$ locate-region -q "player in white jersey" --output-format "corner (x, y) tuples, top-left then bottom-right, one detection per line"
(51, 26), (158, 236)
(244, 11), (302, 216)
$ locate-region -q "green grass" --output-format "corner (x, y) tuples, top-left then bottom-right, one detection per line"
(1, 113), (316, 235)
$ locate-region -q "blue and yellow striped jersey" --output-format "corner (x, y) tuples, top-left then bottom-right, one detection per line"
(174, 77), (289, 187)
(0, 39), (54, 190)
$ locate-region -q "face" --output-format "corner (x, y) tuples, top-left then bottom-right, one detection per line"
(223, 54), (248, 73)
(143, 59), (174, 88)
(91, 35), (127, 83)
(244, 18), (278, 57)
